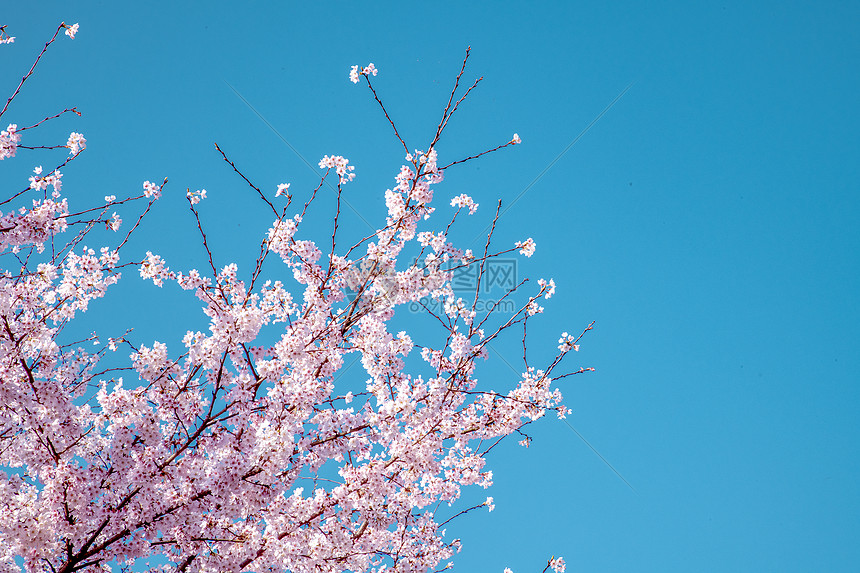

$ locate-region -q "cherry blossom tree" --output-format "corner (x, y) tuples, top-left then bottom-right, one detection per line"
(0, 22), (590, 573)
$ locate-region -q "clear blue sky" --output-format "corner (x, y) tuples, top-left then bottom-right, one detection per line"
(4, 2), (859, 571)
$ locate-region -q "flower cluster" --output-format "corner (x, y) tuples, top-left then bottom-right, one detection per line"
(186, 188), (207, 205)
(63, 22), (79, 39)
(0, 124), (21, 160)
(451, 193), (479, 214)
(349, 62), (378, 83)
(139, 251), (173, 286)
(527, 298), (544, 316)
(318, 154), (355, 184)
(0, 194), (69, 253)
(557, 332), (580, 353)
(538, 277), (556, 298)
(106, 212), (122, 231)
(516, 237), (536, 257)
(28, 166), (63, 194)
(142, 179), (162, 198)
(66, 131), (86, 154)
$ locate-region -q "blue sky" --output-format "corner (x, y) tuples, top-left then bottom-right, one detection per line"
(4, 2), (859, 571)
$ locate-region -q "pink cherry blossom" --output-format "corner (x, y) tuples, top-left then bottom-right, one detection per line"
(538, 277), (556, 298)
(66, 131), (86, 154)
(516, 237), (536, 257)
(107, 212), (121, 231)
(142, 179), (162, 198)
(350, 62), (378, 83)
(29, 166), (63, 193)
(0, 27), (590, 573)
(0, 124), (21, 160)
(186, 188), (207, 204)
(557, 332), (580, 353)
(451, 193), (479, 214)
(319, 154), (355, 184)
